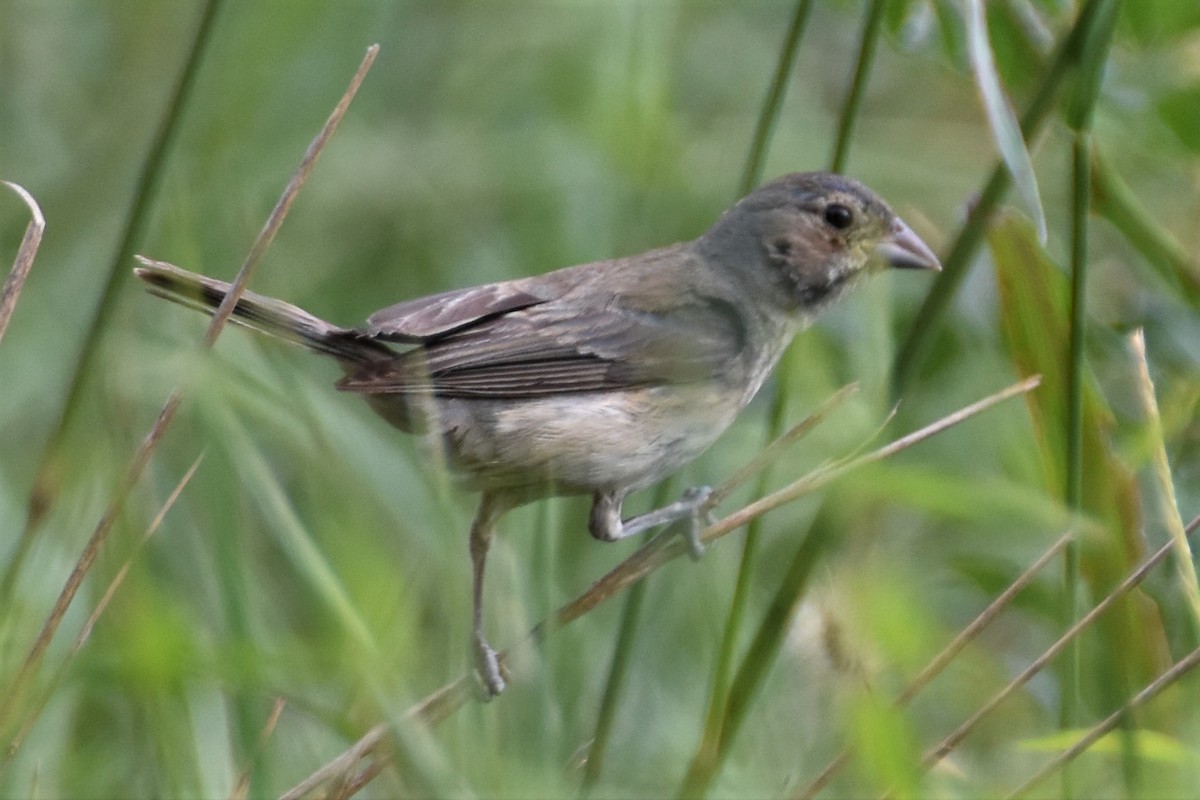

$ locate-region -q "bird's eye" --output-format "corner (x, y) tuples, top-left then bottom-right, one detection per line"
(824, 204), (853, 230)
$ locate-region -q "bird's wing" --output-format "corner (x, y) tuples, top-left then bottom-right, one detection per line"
(366, 280), (557, 341)
(338, 295), (747, 398)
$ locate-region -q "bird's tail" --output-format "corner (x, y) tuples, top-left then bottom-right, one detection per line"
(134, 258), (394, 364)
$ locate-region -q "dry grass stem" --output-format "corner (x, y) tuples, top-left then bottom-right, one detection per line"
(914, 512), (1200, 780)
(1129, 328), (1200, 624)
(707, 382), (858, 508)
(75, 455), (205, 649)
(1, 456), (203, 769)
(231, 697), (288, 800)
(278, 676), (489, 798)
(709, 375), (1041, 544)
(279, 376), (1040, 799)
(0, 181), (45, 348)
(896, 535), (1071, 707)
(0, 46), (378, 749)
(1005, 643), (1200, 798)
(334, 758), (387, 800)
(194, 43), (379, 345)
(278, 723), (388, 800)
(795, 529), (1074, 800)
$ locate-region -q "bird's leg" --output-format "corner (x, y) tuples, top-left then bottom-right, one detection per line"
(588, 487), (713, 560)
(469, 491), (512, 698)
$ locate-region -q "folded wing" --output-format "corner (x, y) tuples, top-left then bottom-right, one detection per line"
(339, 295), (746, 398)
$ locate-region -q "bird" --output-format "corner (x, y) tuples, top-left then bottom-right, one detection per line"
(134, 171), (940, 697)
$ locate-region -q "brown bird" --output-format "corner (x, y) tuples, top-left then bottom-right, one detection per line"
(135, 171), (939, 696)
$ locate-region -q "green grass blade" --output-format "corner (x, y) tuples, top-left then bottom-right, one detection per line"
(4, 0), (225, 593)
(893, 0), (1112, 395)
(1091, 153), (1200, 310)
(828, 0), (887, 174)
(739, 0), (814, 194)
(989, 215), (1169, 699)
(965, 0), (1046, 242)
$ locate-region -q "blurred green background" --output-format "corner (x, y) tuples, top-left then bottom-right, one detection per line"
(1, 1), (1199, 798)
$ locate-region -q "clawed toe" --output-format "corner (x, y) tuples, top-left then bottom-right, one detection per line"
(678, 485), (713, 560)
(590, 484), (716, 557)
(474, 636), (507, 699)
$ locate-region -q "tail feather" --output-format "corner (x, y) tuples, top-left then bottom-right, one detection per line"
(134, 258), (394, 364)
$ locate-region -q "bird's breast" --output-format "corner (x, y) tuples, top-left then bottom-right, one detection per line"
(438, 382), (746, 495)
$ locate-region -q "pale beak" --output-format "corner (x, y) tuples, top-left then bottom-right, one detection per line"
(876, 218), (941, 271)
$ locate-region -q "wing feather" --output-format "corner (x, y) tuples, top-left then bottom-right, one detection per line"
(366, 284), (546, 341)
(338, 296), (747, 398)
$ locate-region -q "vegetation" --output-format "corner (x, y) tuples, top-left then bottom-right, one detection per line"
(1, 1), (1198, 797)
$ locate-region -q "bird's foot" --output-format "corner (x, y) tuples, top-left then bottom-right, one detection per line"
(669, 485), (715, 561)
(473, 633), (507, 699)
(590, 485), (716, 559)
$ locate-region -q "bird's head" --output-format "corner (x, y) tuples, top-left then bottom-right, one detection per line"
(700, 171), (940, 316)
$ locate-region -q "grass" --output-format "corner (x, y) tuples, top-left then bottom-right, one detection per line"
(2, 2), (1199, 798)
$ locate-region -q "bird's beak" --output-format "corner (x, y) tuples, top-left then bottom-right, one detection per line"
(876, 218), (941, 271)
